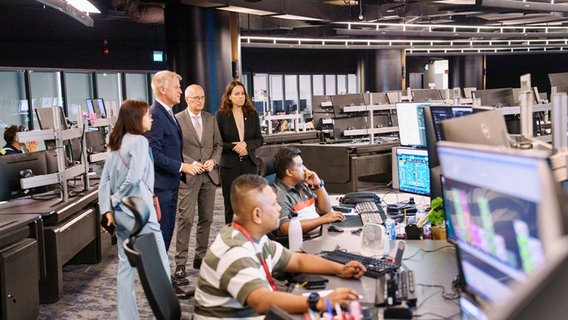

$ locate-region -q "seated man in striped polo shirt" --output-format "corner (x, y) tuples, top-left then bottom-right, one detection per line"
(272, 147), (345, 241)
(193, 174), (365, 319)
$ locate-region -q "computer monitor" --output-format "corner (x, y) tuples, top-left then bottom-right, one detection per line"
(0, 151), (48, 201)
(396, 102), (429, 148)
(440, 109), (510, 147)
(312, 95), (333, 113)
(86, 98), (107, 119)
(330, 93), (366, 118)
(460, 294), (488, 320)
(94, 98), (107, 118)
(437, 141), (566, 309)
(428, 106), (478, 142)
(412, 89), (443, 102)
(35, 106), (68, 131)
(370, 92), (389, 105)
(85, 99), (95, 115)
(473, 88), (515, 107)
(487, 242), (568, 320)
(463, 87), (476, 99)
(386, 91), (402, 104)
(395, 147), (430, 196)
(85, 130), (106, 154)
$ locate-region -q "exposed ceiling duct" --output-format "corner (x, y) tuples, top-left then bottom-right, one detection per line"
(110, 0), (165, 23)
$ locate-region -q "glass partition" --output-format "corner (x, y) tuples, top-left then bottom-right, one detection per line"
(96, 72), (122, 117)
(299, 75), (312, 114)
(269, 74), (283, 114)
(0, 70), (27, 145)
(284, 75), (298, 114)
(325, 74), (337, 95)
(65, 72), (93, 123)
(30, 71), (62, 131)
(125, 73), (149, 102)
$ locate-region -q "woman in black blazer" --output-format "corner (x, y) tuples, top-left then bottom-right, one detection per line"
(216, 80), (263, 223)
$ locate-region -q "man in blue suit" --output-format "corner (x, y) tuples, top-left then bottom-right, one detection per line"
(147, 70), (186, 253)
(147, 71), (198, 294)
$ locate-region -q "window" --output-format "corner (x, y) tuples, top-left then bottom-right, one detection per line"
(325, 74), (336, 95)
(0, 70), (27, 144)
(299, 75), (312, 114)
(96, 72), (122, 117)
(284, 75), (298, 114)
(125, 73), (149, 101)
(269, 74), (283, 114)
(65, 72), (93, 123)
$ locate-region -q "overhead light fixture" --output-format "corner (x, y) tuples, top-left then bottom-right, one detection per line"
(217, 6), (277, 16)
(66, 0), (100, 13)
(270, 14), (325, 22)
(36, 0), (100, 27)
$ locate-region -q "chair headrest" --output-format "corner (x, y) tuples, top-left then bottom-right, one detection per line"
(122, 196), (151, 238)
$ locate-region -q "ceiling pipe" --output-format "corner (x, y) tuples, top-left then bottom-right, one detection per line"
(111, 0), (165, 24)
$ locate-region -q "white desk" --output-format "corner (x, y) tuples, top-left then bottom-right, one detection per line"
(296, 226), (460, 319)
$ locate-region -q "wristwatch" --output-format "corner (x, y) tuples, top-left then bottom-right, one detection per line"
(313, 179), (325, 189)
(307, 292), (320, 312)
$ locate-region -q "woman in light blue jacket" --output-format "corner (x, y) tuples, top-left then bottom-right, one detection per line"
(99, 99), (170, 320)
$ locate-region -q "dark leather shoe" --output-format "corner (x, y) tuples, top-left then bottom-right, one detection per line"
(173, 282), (194, 300)
(174, 265), (186, 279)
(193, 258), (202, 270)
(173, 276), (190, 287)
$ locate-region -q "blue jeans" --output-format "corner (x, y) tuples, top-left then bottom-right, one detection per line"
(114, 209), (171, 320)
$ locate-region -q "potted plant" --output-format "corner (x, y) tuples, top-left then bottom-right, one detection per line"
(428, 197), (446, 240)
(417, 197), (446, 240)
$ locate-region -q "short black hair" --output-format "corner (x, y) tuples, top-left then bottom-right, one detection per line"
(273, 146), (301, 179)
(231, 174), (268, 213)
(3, 125), (18, 144)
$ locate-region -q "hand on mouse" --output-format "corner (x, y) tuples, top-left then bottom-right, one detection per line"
(322, 211), (345, 224)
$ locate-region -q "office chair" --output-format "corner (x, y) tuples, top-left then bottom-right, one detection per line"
(122, 196), (181, 320)
(256, 146), (277, 185)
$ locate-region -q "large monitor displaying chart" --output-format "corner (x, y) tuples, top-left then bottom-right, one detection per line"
(438, 141), (566, 311)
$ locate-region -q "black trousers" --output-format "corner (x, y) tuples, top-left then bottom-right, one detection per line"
(220, 158), (258, 224)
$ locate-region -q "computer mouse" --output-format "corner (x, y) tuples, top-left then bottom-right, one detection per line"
(328, 225), (344, 233)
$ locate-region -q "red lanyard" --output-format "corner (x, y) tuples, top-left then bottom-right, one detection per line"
(231, 222), (278, 291)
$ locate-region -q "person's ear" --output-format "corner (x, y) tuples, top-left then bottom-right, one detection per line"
(285, 167), (294, 177)
(251, 207), (262, 224)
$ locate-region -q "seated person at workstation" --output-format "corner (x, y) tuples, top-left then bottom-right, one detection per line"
(1, 125), (37, 155)
(272, 146), (345, 239)
(193, 174), (365, 319)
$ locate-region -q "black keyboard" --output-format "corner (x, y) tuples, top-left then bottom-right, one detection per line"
(320, 250), (395, 278)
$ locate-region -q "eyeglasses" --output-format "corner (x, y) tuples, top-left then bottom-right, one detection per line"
(188, 96), (206, 101)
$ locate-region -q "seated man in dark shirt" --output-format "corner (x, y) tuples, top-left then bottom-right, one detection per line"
(272, 146), (345, 239)
(1, 125), (37, 155)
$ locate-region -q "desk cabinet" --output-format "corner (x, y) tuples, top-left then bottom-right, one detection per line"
(40, 207), (100, 304)
(1, 238), (39, 320)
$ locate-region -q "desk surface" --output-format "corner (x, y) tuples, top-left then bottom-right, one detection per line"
(0, 186), (98, 225)
(0, 213), (42, 232)
(298, 226), (460, 319)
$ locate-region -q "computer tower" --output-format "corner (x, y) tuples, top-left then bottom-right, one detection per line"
(0, 238), (39, 320)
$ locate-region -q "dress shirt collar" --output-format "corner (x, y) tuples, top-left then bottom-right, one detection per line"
(187, 108), (201, 118)
(156, 98), (173, 113)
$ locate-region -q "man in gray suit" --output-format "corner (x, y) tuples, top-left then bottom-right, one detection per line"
(174, 84), (222, 281)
